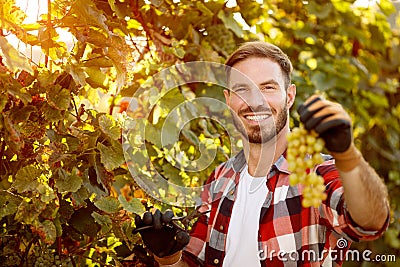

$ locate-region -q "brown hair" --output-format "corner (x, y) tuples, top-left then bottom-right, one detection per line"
(225, 41), (293, 89)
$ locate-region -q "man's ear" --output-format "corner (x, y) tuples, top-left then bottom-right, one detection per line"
(287, 84), (296, 109)
(224, 89), (230, 106)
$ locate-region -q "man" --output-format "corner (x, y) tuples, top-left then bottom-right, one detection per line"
(134, 41), (389, 267)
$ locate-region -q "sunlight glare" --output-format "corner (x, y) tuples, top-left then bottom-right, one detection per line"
(7, 0), (75, 65)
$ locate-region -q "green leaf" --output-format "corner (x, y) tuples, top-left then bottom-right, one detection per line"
(58, 199), (75, 224)
(162, 163), (183, 186)
(85, 66), (107, 89)
(92, 211), (112, 232)
(83, 57), (114, 68)
(4, 76), (32, 104)
(181, 129), (200, 146)
(65, 63), (87, 86)
(39, 199), (59, 220)
(196, 1), (214, 17)
(15, 198), (47, 224)
(13, 165), (41, 193)
(38, 69), (60, 87)
(118, 195), (145, 214)
(126, 18), (142, 30)
(69, 205), (101, 237)
(71, 0), (110, 34)
(99, 114), (121, 140)
(378, 0), (396, 16)
(47, 84), (71, 110)
(0, 36), (33, 74)
(310, 72), (337, 91)
(0, 191), (23, 220)
(43, 103), (64, 122)
(55, 168), (83, 193)
(71, 186), (91, 207)
(361, 90), (389, 108)
(172, 46), (185, 59)
(94, 196), (120, 213)
(32, 220), (57, 244)
(307, 1), (332, 19)
(81, 167), (108, 198)
(97, 142), (125, 170)
(0, 93), (8, 112)
(331, 0), (352, 13)
(11, 105), (36, 123)
(217, 10), (243, 38)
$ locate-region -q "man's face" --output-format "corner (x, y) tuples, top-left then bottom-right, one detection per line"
(224, 57), (295, 144)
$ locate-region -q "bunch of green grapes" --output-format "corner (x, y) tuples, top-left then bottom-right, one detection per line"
(1, 237), (22, 266)
(3, 253), (22, 266)
(287, 125), (327, 208)
(30, 247), (67, 267)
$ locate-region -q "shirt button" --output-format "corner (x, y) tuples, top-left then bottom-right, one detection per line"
(214, 258), (219, 264)
(219, 225), (224, 231)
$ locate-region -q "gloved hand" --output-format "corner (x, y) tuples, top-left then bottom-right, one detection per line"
(134, 209), (190, 264)
(297, 95), (361, 171)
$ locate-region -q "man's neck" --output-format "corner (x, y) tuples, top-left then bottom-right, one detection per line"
(243, 126), (289, 177)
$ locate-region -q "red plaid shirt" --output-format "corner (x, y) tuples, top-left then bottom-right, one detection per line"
(183, 150), (389, 267)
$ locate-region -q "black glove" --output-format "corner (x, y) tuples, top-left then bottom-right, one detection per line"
(134, 209), (190, 258)
(297, 95), (352, 153)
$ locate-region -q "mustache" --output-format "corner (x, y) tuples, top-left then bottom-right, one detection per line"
(238, 106), (272, 115)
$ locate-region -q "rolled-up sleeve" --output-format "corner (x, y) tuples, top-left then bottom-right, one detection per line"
(317, 160), (389, 241)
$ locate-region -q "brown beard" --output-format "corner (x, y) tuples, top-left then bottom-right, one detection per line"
(231, 102), (288, 144)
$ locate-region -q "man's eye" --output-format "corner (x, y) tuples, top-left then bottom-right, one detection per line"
(262, 85), (275, 91)
(233, 87), (247, 93)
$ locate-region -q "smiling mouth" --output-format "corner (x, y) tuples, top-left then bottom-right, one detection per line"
(244, 114), (271, 121)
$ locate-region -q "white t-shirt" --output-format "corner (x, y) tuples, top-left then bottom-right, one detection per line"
(222, 165), (268, 267)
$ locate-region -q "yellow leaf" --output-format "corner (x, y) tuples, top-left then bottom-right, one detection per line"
(0, 37), (33, 74)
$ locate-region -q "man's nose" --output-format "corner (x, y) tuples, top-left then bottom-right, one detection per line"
(244, 88), (266, 109)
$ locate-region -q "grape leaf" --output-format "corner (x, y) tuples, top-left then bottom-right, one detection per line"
(71, 186), (91, 207)
(15, 198), (47, 224)
(43, 103), (64, 122)
(91, 211), (112, 232)
(118, 195), (145, 214)
(94, 196), (120, 213)
(0, 93), (8, 112)
(0, 36), (33, 74)
(69, 204), (101, 237)
(0, 191), (23, 220)
(99, 114), (121, 140)
(32, 220), (57, 244)
(13, 165), (42, 193)
(81, 167), (108, 198)
(97, 142), (125, 170)
(11, 105), (36, 123)
(55, 168), (83, 193)
(217, 10), (243, 38)
(47, 85), (71, 110)
(38, 69), (60, 87)
(378, 0), (396, 16)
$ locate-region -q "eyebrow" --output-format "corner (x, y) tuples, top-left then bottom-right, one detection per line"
(259, 79), (280, 87)
(230, 79), (280, 91)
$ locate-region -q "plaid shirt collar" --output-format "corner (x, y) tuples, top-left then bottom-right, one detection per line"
(232, 149), (291, 177)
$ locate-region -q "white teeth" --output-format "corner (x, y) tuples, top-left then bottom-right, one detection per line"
(246, 115), (269, 121)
